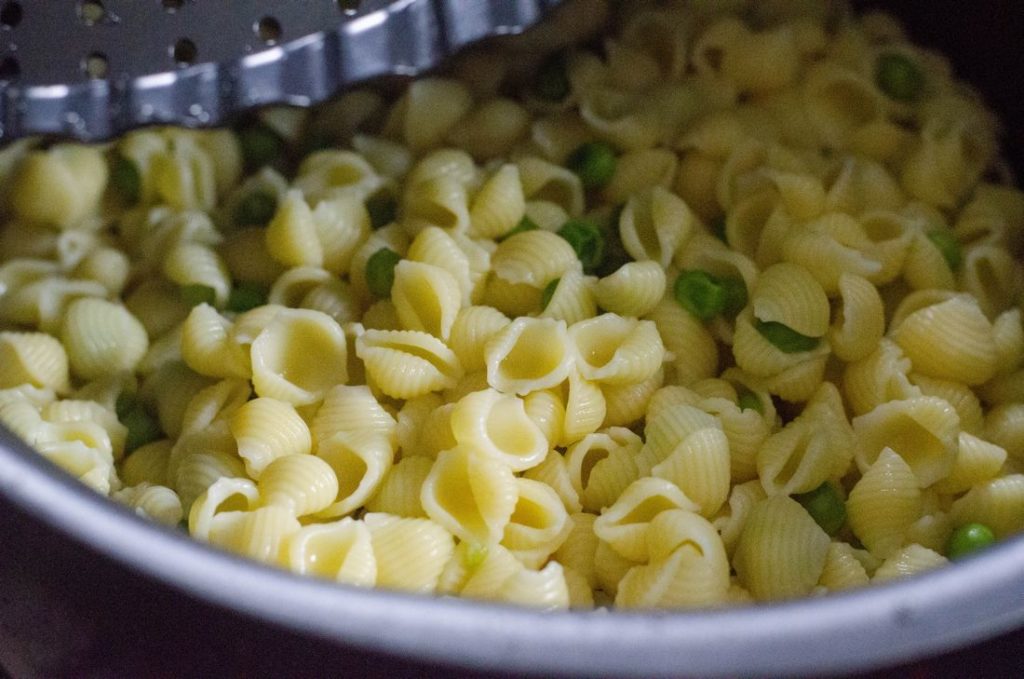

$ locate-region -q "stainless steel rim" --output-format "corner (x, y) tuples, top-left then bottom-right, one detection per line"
(0, 0), (563, 142)
(2, 429), (1022, 678)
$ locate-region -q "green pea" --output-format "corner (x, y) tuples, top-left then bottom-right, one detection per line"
(566, 141), (618, 190)
(110, 154), (141, 205)
(557, 219), (605, 273)
(736, 388), (763, 414)
(719, 276), (749, 318)
(875, 52), (925, 102)
(674, 270), (726, 321)
(366, 247), (402, 299)
(226, 283), (268, 313)
(122, 405), (162, 454)
(541, 278), (560, 310)
(533, 51), (570, 103)
(501, 215), (540, 241)
(926, 228), (963, 272)
(755, 320), (821, 353)
(365, 193), (398, 230)
(180, 284), (217, 308)
(795, 482), (846, 537)
(946, 522), (996, 560)
(234, 190), (278, 226)
(238, 124), (284, 170)
(115, 392), (138, 419)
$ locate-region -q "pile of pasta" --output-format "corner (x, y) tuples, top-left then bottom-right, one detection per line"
(0, 0), (1022, 610)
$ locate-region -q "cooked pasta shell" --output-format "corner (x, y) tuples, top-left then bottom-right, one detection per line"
(258, 454), (339, 517)
(286, 517), (377, 586)
(566, 428), (642, 513)
(712, 480), (767, 557)
(561, 368), (607, 446)
(365, 455), (433, 518)
(733, 495), (830, 601)
(469, 164), (526, 239)
(188, 476), (260, 540)
(0, 331), (70, 393)
(637, 403), (721, 475)
(601, 367), (664, 429)
(407, 226), (480, 306)
(595, 262), (666, 318)
(751, 262), (829, 338)
(312, 384), (398, 450)
(420, 446), (518, 544)
(449, 388), (548, 472)
(593, 477), (698, 562)
(523, 448), (581, 515)
(651, 427), (731, 518)
(949, 474), (1024, 539)
(620, 187), (696, 268)
(491, 230), (581, 288)
(891, 295), (997, 386)
(113, 483), (183, 527)
(484, 317), (573, 396)
(645, 298), (719, 386)
(615, 509), (729, 609)
(842, 339), (921, 416)
(315, 430), (394, 518)
(448, 306), (510, 373)
(356, 329), (463, 399)
(515, 156), (584, 218)
(251, 308), (348, 405)
(847, 448), (922, 559)
(502, 477), (571, 568)
(230, 397), (312, 479)
(569, 315), (664, 386)
(391, 261), (462, 341)
(872, 544), (948, 583)
(818, 542), (870, 591)
(61, 298), (150, 381)
(180, 304), (251, 380)
(852, 396), (958, 488)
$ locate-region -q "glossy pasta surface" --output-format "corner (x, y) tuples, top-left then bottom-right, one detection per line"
(0, 0), (1022, 611)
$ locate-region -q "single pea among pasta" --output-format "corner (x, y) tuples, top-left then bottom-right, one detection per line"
(366, 247), (402, 299)
(794, 482), (847, 537)
(234, 190), (278, 227)
(875, 52), (925, 102)
(238, 122), (284, 170)
(110, 154), (141, 205)
(673, 271), (746, 321)
(674, 271), (726, 321)
(365, 192), (398, 230)
(754, 320), (821, 353)
(736, 388), (764, 414)
(533, 51), (570, 102)
(226, 283), (268, 313)
(567, 141), (618, 190)
(926, 228), (963, 271)
(180, 284), (217, 308)
(117, 395), (162, 454)
(557, 219), (605, 272)
(946, 523), (996, 560)
(541, 278), (560, 310)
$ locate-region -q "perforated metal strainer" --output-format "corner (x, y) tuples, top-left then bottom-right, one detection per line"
(0, 0), (563, 142)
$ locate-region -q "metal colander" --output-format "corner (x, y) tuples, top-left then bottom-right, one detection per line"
(0, 0), (563, 142)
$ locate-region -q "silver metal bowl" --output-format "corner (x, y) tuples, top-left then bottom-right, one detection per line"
(1, 1), (1022, 676)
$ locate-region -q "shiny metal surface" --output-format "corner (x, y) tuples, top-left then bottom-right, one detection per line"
(0, 0), (562, 142)
(1, 425), (1023, 678)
